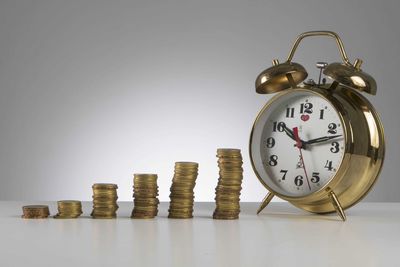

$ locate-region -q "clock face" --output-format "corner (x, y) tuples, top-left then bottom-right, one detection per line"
(250, 90), (345, 197)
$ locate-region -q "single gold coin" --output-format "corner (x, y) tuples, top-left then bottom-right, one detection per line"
(92, 183), (118, 189)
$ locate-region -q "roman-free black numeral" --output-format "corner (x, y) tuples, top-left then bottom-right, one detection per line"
(319, 109), (325, 120)
(294, 175), (304, 186)
(286, 107), (295, 118)
(280, 169), (288, 180)
(272, 121), (285, 132)
(328, 123), (337, 134)
(330, 142), (339, 153)
(311, 172), (320, 183)
(300, 103), (313, 114)
(324, 160), (334, 171)
(268, 155), (278, 166)
(265, 137), (275, 148)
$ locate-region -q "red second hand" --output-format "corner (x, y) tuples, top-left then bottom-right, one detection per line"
(293, 127), (311, 191)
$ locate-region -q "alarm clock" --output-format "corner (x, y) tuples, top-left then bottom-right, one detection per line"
(249, 31), (385, 221)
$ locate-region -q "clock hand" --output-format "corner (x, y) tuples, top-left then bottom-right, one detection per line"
(282, 124), (296, 140)
(304, 135), (342, 145)
(293, 127), (311, 191)
(283, 124), (306, 149)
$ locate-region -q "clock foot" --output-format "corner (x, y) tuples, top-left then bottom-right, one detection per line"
(328, 191), (346, 221)
(257, 192), (275, 214)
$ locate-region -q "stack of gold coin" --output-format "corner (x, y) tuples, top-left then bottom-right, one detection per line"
(168, 162), (199, 219)
(91, 183), (119, 219)
(22, 205), (50, 219)
(131, 174), (159, 219)
(213, 148), (243, 220)
(54, 200), (82, 219)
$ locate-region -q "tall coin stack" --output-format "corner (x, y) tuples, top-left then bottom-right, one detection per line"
(131, 174), (159, 219)
(168, 162), (199, 219)
(54, 200), (82, 219)
(91, 183), (119, 219)
(213, 148), (243, 220)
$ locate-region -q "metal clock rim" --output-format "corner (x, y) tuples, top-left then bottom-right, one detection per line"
(249, 87), (350, 202)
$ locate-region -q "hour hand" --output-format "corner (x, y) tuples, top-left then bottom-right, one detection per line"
(283, 124), (306, 149)
(304, 135), (342, 145)
(282, 124), (296, 141)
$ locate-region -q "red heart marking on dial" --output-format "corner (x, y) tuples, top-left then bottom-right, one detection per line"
(301, 114), (310, 122)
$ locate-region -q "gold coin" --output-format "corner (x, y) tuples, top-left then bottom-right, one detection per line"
(92, 183), (118, 189)
(134, 174), (158, 182)
(215, 205), (240, 210)
(213, 215), (239, 220)
(217, 181), (242, 187)
(170, 187), (195, 193)
(57, 200), (81, 205)
(54, 214), (80, 219)
(92, 215), (116, 219)
(131, 210), (158, 216)
(133, 206), (158, 211)
(133, 187), (157, 192)
(218, 162), (243, 166)
(56, 200), (83, 218)
(169, 203), (194, 208)
(169, 193), (195, 199)
(175, 161), (199, 165)
(131, 214), (156, 219)
(92, 189), (118, 194)
(171, 183), (196, 188)
(217, 148), (241, 154)
(168, 215), (193, 219)
(22, 205), (50, 219)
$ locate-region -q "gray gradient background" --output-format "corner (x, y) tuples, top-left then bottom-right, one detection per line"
(0, 0), (399, 202)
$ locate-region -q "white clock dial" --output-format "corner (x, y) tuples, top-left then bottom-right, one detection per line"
(251, 90), (345, 197)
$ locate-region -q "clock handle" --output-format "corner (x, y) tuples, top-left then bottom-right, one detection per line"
(256, 192), (275, 214)
(328, 191), (347, 221)
(286, 31), (352, 66)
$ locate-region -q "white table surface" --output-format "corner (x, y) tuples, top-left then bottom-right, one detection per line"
(1, 201), (399, 267)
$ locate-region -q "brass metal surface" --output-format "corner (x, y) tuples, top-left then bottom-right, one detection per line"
(286, 31), (351, 65)
(255, 31), (357, 95)
(256, 192), (274, 215)
(324, 62), (377, 95)
(255, 62), (308, 94)
(328, 191), (346, 221)
(250, 86), (385, 216)
(287, 31), (376, 94)
(251, 31), (384, 220)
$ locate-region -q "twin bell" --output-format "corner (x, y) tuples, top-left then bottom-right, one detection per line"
(255, 31), (376, 95)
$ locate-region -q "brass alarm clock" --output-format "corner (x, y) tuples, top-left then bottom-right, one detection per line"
(249, 31), (385, 221)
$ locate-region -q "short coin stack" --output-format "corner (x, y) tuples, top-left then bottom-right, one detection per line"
(22, 205), (50, 219)
(168, 162), (199, 219)
(91, 183), (119, 219)
(131, 174), (159, 219)
(213, 148), (243, 220)
(54, 200), (82, 219)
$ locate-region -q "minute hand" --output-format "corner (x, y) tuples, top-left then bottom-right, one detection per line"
(304, 135), (342, 145)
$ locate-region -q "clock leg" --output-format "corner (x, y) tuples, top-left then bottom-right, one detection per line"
(256, 192), (275, 214)
(328, 191), (346, 221)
